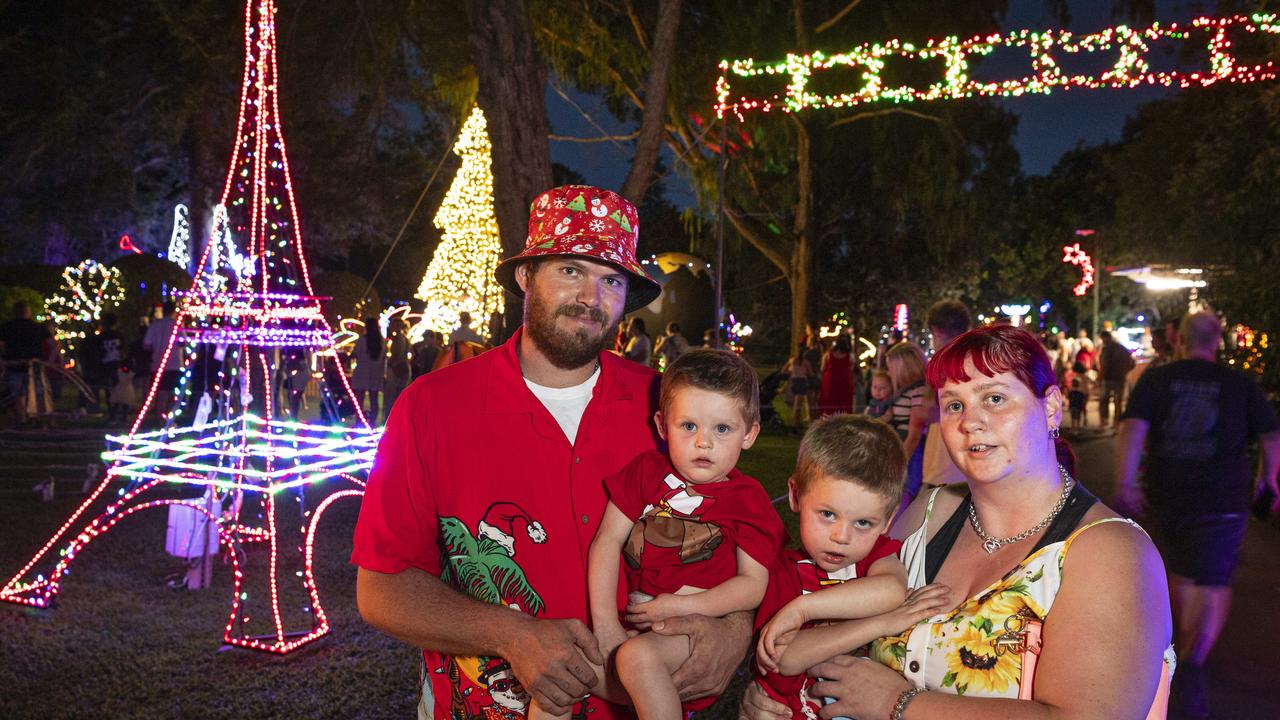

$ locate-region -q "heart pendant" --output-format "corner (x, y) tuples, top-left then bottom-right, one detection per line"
(983, 539), (1002, 554)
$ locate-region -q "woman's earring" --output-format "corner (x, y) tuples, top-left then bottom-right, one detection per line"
(1049, 426), (1061, 439)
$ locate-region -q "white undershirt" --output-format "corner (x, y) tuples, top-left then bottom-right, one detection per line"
(524, 367), (600, 445)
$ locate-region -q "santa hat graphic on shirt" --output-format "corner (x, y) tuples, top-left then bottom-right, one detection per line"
(477, 502), (547, 557)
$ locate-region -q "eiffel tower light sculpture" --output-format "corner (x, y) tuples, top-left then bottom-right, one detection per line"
(1, 0), (382, 654)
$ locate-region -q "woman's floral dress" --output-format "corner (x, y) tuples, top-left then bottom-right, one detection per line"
(870, 487), (1176, 698)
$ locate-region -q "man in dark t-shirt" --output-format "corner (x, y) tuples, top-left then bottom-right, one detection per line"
(1097, 330), (1135, 427)
(0, 301), (53, 422)
(1115, 312), (1280, 718)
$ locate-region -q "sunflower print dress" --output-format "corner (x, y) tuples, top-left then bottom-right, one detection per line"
(869, 487), (1176, 698)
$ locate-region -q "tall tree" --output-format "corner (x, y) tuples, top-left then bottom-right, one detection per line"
(619, 0), (684, 204)
(465, 0), (555, 262)
(540, 0), (1020, 349)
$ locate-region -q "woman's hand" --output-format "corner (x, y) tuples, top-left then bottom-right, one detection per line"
(625, 593), (687, 628)
(756, 600), (807, 673)
(809, 656), (911, 720)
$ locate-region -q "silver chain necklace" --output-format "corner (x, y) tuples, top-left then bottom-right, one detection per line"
(969, 464), (1075, 554)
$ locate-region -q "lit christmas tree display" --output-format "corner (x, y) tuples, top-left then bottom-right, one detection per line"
(167, 203), (192, 273)
(45, 258), (127, 358)
(1, 0), (380, 654)
(414, 107), (504, 341)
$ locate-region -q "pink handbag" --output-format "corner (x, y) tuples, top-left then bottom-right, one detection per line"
(998, 609), (1170, 718)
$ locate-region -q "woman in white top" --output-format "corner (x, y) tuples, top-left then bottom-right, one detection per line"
(351, 319), (387, 423)
(741, 324), (1172, 720)
(622, 317), (652, 366)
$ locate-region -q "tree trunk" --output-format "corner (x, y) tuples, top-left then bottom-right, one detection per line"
(620, 0), (683, 205)
(186, 98), (217, 280)
(465, 0), (555, 337)
(787, 115), (818, 352)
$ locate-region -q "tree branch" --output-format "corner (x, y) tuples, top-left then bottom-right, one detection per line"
(549, 132), (641, 143)
(725, 206), (794, 274)
(621, 0), (682, 203)
(535, 26), (645, 110)
(623, 0), (649, 52)
(815, 0), (865, 34)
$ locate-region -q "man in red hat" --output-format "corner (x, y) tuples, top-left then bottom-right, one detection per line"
(353, 185), (753, 719)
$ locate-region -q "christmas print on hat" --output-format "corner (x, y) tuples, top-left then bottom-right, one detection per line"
(495, 185), (661, 313)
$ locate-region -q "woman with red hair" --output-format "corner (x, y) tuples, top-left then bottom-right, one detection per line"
(742, 324), (1173, 720)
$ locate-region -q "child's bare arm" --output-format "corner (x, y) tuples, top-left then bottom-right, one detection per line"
(627, 549), (768, 623)
(588, 502), (637, 652)
(757, 556), (906, 674)
(788, 556), (907, 622)
(773, 582), (952, 676)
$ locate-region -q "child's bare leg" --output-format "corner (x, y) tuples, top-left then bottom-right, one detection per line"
(615, 631), (692, 720)
(527, 650), (628, 720)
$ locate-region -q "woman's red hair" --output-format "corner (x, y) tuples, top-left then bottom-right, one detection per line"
(926, 324), (1076, 475)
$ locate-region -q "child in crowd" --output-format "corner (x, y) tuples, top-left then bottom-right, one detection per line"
(784, 342), (815, 431)
(864, 370), (893, 420)
(109, 362), (136, 424)
(1068, 360), (1091, 428)
(534, 350), (784, 720)
(753, 415), (909, 717)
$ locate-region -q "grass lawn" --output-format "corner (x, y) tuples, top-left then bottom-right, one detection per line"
(0, 416), (802, 720)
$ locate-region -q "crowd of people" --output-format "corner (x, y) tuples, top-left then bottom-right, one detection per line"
(348, 184), (1278, 720)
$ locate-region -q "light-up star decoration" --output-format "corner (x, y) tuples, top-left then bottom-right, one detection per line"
(1062, 243), (1096, 296)
(715, 14), (1280, 119)
(1, 0), (381, 655)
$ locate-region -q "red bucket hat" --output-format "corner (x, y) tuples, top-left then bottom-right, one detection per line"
(494, 185), (662, 313)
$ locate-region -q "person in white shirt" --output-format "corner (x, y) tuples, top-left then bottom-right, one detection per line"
(622, 317), (652, 366)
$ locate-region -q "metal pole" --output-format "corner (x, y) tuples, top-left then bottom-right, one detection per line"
(714, 117), (727, 349)
(1092, 232), (1101, 340)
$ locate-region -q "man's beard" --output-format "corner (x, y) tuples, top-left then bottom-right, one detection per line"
(523, 289), (619, 370)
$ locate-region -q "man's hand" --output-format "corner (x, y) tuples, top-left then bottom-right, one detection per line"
(739, 680), (792, 720)
(1255, 479), (1280, 514)
(1113, 484), (1147, 519)
(500, 617), (603, 715)
(651, 612), (751, 701)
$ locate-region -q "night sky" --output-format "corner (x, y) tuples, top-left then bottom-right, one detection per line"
(548, 0), (1209, 207)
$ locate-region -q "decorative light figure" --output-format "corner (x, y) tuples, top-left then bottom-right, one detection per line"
(45, 259), (127, 357)
(1062, 243), (1095, 296)
(415, 107), (504, 341)
(893, 303), (909, 332)
(716, 14), (1280, 119)
(1, 0), (379, 655)
(167, 204), (192, 273)
(1000, 303), (1033, 326)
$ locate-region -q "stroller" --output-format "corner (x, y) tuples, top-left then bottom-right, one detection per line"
(758, 369), (787, 429)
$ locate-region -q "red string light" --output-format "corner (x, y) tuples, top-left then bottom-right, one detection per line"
(1062, 243), (1096, 296)
(2, 0), (379, 654)
(716, 14), (1280, 119)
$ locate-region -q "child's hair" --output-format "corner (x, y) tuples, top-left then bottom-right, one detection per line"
(871, 369), (891, 385)
(660, 348), (760, 425)
(791, 414), (905, 516)
(885, 341), (926, 393)
(1070, 377), (1081, 390)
